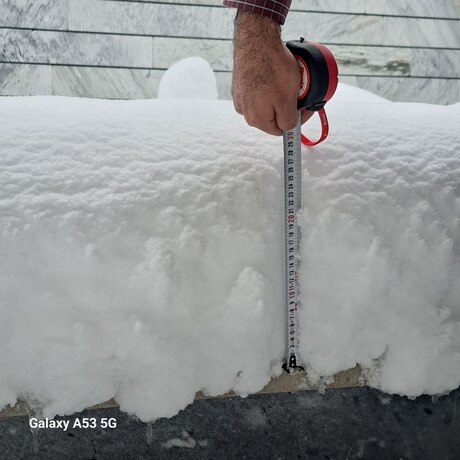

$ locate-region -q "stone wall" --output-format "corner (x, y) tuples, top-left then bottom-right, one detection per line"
(1, 0), (459, 102)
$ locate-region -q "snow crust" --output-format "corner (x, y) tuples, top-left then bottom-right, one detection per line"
(0, 82), (459, 421)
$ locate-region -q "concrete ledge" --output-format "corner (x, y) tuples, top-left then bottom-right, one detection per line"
(1, 385), (458, 460)
(0, 366), (362, 418)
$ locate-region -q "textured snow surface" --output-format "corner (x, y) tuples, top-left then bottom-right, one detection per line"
(0, 85), (459, 421)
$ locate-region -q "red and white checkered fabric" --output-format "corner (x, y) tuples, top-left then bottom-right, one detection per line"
(223, 0), (292, 25)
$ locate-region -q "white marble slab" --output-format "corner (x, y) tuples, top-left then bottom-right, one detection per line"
(285, 11), (460, 48)
(52, 66), (164, 98)
(380, 16), (460, 48)
(107, 0), (460, 19)
(154, 37), (233, 71)
(284, 12), (381, 45)
(0, 0), (68, 29)
(329, 45), (410, 76)
(293, 0), (365, 14)
(342, 76), (460, 104)
(0, 64), (52, 96)
(67, 1), (460, 49)
(117, 0), (223, 4)
(0, 29), (153, 68)
(69, 0), (234, 38)
(411, 49), (460, 78)
(365, 0), (460, 19)
(0, 0), (457, 105)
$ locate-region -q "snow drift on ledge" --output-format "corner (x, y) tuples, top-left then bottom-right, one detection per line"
(0, 76), (459, 422)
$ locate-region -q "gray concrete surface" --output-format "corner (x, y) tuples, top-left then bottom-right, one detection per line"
(0, 386), (458, 459)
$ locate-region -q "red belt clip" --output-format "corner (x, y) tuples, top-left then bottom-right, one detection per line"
(286, 38), (339, 146)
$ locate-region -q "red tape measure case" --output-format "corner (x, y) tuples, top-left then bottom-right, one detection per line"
(286, 38), (339, 146)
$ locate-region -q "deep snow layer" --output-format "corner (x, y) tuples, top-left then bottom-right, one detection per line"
(0, 87), (459, 421)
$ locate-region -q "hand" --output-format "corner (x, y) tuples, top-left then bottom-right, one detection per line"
(231, 12), (313, 135)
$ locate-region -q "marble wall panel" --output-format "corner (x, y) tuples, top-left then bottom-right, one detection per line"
(365, 0), (460, 19)
(117, 0), (460, 18)
(329, 45), (410, 76)
(52, 66), (164, 98)
(68, 2), (460, 49)
(293, 0), (365, 14)
(344, 76), (460, 104)
(411, 49), (460, 78)
(380, 16), (460, 48)
(0, 29), (153, 68)
(68, 0), (234, 38)
(285, 11), (460, 48)
(0, 0), (68, 29)
(0, 0), (459, 104)
(284, 12), (382, 45)
(0, 64), (52, 96)
(116, 0), (223, 4)
(154, 37), (233, 71)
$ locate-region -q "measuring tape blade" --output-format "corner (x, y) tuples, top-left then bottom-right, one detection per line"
(281, 38), (338, 373)
(283, 111), (302, 372)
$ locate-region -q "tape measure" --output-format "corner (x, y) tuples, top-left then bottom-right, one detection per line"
(283, 38), (338, 372)
(287, 37), (339, 146)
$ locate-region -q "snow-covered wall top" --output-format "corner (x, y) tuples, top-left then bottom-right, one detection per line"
(0, 79), (459, 421)
(0, 0), (459, 103)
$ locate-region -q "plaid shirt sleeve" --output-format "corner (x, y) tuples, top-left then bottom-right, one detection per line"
(223, 0), (292, 25)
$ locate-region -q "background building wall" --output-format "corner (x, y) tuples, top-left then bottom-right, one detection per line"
(1, 0), (459, 103)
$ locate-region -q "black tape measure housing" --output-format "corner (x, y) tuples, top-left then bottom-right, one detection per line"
(286, 38), (338, 112)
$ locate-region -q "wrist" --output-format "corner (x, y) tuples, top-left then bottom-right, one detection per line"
(234, 11), (281, 45)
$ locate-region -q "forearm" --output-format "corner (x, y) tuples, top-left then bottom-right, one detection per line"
(226, 2), (304, 135)
(234, 11), (283, 55)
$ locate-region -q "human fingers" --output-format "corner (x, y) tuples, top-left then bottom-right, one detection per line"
(275, 97), (298, 132)
(244, 105), (282, 136)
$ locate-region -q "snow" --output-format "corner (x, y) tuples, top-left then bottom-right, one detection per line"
(0, 56), (459, 423)
(158, 57), (218, 100)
